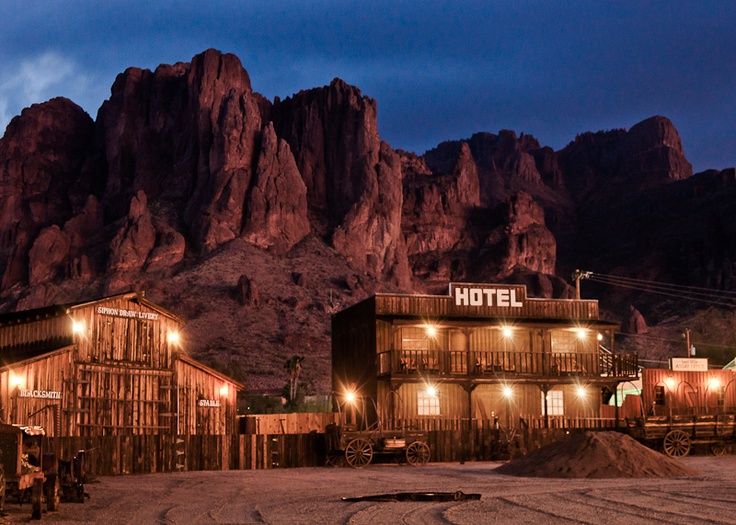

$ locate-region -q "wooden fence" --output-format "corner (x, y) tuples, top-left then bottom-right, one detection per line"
(41, 425), (598, 476)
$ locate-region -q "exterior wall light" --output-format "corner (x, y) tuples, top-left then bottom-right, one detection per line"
(501, 326), (513, 339)
(9, 373), (24, 389)
(71, 319), (86, 335)
(219, 384), (229, 397)
(167, 330), (181, 346)
(344, 390), (357, 405)
(424, 324), (438, 338)
(425, 385), (438, 398)
(664, 377), (676, 391)
(708, 377), (721, 390)
(576, 385), (587, 399)
(596, 333), (604, 342)
(575, 328), (588, 340)
(502, 385), (513, 399)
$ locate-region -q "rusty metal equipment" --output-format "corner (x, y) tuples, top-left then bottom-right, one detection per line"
(0, 424), (88, 519)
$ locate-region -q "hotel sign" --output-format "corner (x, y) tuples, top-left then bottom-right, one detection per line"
(450, 283), (524, 308)
(96, 306), (159, 320)
(18, 389), (62, 400)
(198, 399), (221, 408)
(670, 358), (709, 372)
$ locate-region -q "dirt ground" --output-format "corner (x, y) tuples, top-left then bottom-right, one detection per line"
(5, 456), (736, 524)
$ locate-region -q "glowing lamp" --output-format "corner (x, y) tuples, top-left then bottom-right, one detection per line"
(576, 385), (587, 399)
(344, 390), (357, 405)
(502, 385), (513, 399)
(501, 326), (513, 339)
(71, 319), (85, 335)
(424, 324), (438, 338)
(664, 377), (676, 391)
(167, 330), (181, 346)
(219, 384), (229, 397)
(9, 373), (24, 389)
(575, 328), (588, 340)
(708, 377), (722, 390)
(425, 385), (438, 398)
(596, 333), (604, 342)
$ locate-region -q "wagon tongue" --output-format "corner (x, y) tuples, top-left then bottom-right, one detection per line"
(342, 491), (481, 502)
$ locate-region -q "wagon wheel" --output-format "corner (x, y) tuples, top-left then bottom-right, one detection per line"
(663, 430), (691, 457)
(31, 478), (43, 520)
(711, 443), (728, 456)
(45, 474), (60, 512)
(405, 441), (431, 466)
(345, 438), (373, 468)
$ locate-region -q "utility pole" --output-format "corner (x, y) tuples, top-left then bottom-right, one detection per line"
(572, 269), (591, 300)
(683, 328), (691, 358)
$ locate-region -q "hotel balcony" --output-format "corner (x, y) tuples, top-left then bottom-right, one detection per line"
(377, 349), (638, 382)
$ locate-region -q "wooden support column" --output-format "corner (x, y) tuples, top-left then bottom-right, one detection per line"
(540, 383), (550, 429)
(460, 382), (477, 464)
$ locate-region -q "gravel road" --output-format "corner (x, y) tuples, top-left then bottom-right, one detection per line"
(5, 456), (735, 524)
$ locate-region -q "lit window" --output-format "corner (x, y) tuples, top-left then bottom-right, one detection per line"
(417, 391), (440, 416)
(541, 390), (564, 416)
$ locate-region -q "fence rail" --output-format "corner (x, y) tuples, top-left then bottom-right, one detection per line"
(378, 350), (638, 379)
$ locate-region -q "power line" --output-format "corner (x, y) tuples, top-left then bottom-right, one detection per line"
(589, 272), (736, 297)
(586, 275), (736, 308)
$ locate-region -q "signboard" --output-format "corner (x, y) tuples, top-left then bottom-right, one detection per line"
(670, 358), (709, 372)
(449, 283), (524, 308)
(96, 306), (159, 320)
(18, 389), (62, 400)
(198, 399), (221, 408)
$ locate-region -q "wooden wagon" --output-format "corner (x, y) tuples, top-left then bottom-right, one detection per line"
(626, 413), (736, 457)
(325, 423), (431, 468)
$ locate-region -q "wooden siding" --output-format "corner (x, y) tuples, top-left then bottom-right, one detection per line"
(71, 297), (181, 367)
(331, 298), (378, 426)
(374, 293), (599, 321)
(641, 368), (736, 415)
(0, 347), (74, 436)
(175, 358), (238, 435)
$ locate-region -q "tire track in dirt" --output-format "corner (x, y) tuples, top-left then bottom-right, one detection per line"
(581, 491), (729, 524)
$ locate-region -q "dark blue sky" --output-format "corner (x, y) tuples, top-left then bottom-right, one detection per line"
(1, 1), (734, 171)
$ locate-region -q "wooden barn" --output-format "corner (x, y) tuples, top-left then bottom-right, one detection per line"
(0, 293), (242, 436)
(332, 282), (639, 430)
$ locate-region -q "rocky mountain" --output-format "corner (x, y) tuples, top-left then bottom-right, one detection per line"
(1, 49), (733, 393)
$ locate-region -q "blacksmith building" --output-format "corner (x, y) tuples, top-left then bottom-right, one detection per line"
(0, 293), (241, 436)
(332, 283), (639, 429)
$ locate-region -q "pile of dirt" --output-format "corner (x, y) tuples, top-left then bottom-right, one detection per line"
(497, 431), (695, 478)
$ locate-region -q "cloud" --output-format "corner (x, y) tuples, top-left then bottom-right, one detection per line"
(0, 52), (92, 135)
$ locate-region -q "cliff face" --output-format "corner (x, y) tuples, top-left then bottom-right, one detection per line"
(0, 49), (730, 392)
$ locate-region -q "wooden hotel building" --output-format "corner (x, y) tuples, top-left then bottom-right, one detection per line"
(332, 283), (639, 429)
(0, 293), (242, 436)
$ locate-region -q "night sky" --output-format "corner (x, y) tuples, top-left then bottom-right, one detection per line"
(1, 1), (734, 171)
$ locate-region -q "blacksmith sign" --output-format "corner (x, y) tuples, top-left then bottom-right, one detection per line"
(18, 389), (62, 399)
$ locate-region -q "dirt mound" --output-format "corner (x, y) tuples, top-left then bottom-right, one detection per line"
(497, 431), (695, 478)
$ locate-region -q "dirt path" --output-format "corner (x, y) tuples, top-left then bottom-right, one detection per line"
(4, 456), (734, 524)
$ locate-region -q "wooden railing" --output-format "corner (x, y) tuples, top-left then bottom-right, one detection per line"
(377, 350), (638, 379)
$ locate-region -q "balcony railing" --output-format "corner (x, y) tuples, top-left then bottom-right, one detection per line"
(377, 350), (638, 379)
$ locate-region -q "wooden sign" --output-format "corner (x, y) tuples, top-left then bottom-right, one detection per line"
(198, 399), (221, 408)
(670, 358), (709, 372)
(96, 306), (158, 320)
(449, 283), (525, 308)
(18, 389), (62, 399)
